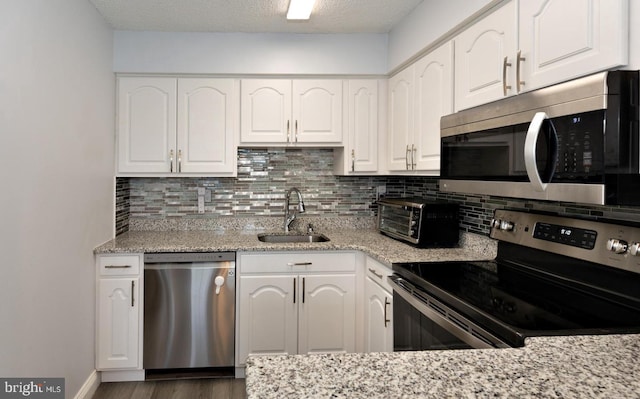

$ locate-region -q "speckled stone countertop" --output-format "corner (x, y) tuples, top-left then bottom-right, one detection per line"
(246, 334), (640, 398)
(94, 228), (496, 265)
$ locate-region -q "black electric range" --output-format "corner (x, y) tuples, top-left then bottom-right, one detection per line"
(390, 209), (640, 349)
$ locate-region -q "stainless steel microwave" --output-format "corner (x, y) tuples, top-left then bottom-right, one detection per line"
(440, 70), (640, 205)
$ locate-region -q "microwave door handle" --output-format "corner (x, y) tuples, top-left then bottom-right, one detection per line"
(524, 112), (550, 192)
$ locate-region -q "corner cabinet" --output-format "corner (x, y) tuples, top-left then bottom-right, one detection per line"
(96, 254), (143, 373)
(387, 42), (453, 174)
(240, 79), (343, 146)
(236, 252), (356, 367)
(364, 257), (393, 353)
(334, 79), (384, 175)
(117, 77), (238, 176)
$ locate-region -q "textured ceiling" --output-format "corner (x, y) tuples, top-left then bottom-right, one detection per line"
(88, 0), (424, 33)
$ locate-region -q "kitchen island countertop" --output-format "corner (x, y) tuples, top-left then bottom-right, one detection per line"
(246, 334), (640, 398)
(94, 228), (496, 266)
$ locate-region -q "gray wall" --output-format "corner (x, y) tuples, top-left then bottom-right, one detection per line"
(0, 0), (115, 396)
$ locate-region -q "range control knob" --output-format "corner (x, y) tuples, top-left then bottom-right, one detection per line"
(491, 219), (515, 231)
(499, 220), (515, 231)
(629, 242), (640, 256)
(606, 239), (628, 254)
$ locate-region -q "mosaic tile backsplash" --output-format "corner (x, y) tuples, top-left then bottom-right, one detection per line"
(115, 148), (640, 236)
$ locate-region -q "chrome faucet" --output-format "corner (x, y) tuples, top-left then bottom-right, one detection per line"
(284, 187), (305, 232)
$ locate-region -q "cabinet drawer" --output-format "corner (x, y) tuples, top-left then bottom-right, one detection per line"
(98, 255), (141, 276)
(366, 256), (393, 293)
(239, 252), (356, 274)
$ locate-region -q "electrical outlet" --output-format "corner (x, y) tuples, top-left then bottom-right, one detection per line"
(376, 185), (386, 201)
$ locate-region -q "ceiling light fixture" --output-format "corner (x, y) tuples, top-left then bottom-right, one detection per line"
(287, 0), (316, 20)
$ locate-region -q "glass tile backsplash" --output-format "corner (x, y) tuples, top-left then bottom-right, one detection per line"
(115, 148), (640, 236)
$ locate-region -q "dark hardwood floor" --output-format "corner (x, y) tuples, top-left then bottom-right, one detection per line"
(92, 378), (247, 399)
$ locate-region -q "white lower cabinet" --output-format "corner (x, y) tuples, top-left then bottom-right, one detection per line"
(364, 257), (393, 352)
(236, 252), (357, 366)
(96, 254), (143, 372)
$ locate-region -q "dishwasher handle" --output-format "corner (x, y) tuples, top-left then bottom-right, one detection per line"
(214, 276), (225, 295)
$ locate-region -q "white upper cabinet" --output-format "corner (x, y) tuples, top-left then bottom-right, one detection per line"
(387, 66), (414, 171)
(518, 0), (628, 92)
(334, 79), (381, 175)
(240, 79), (343, 145)
(388, 42), (453, 174)
(118, 77), (177, 174)
(413, 42), (453, 172)
(454, 1), (517, 111)
(455, 0), (628, 111)
(117, 77), (238, 176)
(240, 79), (291, 143)
(177, 79), (238, 174)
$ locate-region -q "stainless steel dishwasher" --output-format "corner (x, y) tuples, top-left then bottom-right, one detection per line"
(143, 252), (235, 371)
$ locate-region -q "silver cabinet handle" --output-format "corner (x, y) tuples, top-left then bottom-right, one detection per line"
(295, 120), (298, 142)
(351, 149), (355, 172)
(384, 297), (390, 327)
(287, 120), (290, 142)
(177, 149), (182, 173)
(502, 56), (512, 96)
(516, 50), (526, 93)
(405, 145), (411, 170)
(302, 277), (306, 303)
(169, 149), (174, 173)
(411, 144), (417, 170)
(368, 268), (383, 279)
(131, 280), (135, 307)
(105, 265), (132, 269)
(287, 262), (312, 266)
(293, 277), (296, 304)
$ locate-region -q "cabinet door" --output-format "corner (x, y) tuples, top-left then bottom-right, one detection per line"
(298, 274), (356, 354)
(97, 278), (140, 370)
(413, 42), (453, 173)
(387, 67), (414, 171)
(365, 277), (393, 353)
(117, 77), (177, 173)
(292, 80), (343, 143)
(345, 80), (378, 173)
(454, 1), (517, 111)
(519, 0), (628, 92)
(240, 79), (292, 144)
(177, 79), (238, 174)
(237, 275), (298, 365)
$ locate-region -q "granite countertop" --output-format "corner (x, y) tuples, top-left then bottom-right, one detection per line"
(94, 228), (497, 265)
(246, 334), (640, 398)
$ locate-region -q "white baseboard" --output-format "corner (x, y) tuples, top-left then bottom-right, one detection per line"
(74, 370), (100, 399)
(101, 369), (145, 382)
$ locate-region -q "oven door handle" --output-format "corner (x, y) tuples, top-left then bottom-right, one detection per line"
(388, 275), (510, 350)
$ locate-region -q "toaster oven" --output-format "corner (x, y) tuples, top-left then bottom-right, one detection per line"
(377, 198), (459, 247)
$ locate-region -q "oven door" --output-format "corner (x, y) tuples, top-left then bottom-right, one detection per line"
(389, 275), (510, 350)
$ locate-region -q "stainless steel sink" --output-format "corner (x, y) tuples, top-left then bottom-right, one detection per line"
(257, 233), (330, 243)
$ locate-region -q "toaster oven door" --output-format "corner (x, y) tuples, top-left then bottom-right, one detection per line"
(378, 203), (419, 244)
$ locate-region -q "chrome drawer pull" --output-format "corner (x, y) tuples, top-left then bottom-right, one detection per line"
(287, 262), (312, 266)
(368, 268), (383, 279)
(104, 265), (132, 269)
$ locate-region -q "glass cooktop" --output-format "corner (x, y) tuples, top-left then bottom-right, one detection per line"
(392, 251), (640, 346)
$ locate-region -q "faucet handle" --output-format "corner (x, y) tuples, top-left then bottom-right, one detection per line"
(307, 224), (314, 234)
